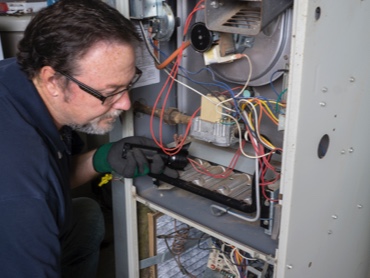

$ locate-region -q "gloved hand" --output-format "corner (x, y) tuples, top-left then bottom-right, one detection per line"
(93, 136), (179, 178)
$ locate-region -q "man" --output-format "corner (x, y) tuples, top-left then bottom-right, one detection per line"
(0, 0), (176, 277)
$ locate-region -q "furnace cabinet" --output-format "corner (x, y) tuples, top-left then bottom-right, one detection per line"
(110, 1), (370, 277)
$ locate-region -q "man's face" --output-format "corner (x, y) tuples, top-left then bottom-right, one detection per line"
(60, 41), (137, 134)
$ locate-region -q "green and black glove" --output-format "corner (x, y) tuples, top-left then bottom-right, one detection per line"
(93, 136), (178, 178)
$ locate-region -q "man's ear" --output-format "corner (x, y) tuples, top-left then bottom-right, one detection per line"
(38, 66), (60, 97)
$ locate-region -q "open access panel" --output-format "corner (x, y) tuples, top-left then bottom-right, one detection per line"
(110, 1), (370, 277)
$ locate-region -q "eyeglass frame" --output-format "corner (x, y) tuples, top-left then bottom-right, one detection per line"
(57, 67), (142, 104)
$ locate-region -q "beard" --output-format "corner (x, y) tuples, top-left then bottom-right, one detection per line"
(68, 109), (123, 135)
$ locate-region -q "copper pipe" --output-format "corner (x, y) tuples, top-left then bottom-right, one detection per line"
(133, 101), (191, 125)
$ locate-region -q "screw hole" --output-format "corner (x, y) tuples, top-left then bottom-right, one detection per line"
(315, 7), (321, 20)
(318, 134), (330, 159)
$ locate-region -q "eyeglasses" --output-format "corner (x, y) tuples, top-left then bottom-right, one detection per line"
(57, 67), (142, 105)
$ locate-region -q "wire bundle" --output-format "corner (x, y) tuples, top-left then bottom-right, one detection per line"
(137, 0), (288, 214)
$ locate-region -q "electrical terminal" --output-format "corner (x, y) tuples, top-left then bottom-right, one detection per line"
(207, 246), (236, 277)
(203, 44), (243, 66)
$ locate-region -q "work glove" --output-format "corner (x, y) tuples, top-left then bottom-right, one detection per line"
(93, 136), (179, 178)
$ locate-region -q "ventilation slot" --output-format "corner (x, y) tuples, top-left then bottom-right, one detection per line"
(205, 0), (293, 36)
(223, 8), (261, 31)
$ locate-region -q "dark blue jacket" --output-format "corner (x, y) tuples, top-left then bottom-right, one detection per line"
(0, 58), (72, 277)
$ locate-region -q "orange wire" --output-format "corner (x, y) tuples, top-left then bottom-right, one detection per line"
(150, 0), (205, 155)
(183, 1), (205, 35)
(155, 41), (191, 70)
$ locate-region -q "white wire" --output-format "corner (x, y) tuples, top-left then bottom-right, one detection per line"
(239, 99), (276, 151)
(213, 53), (253, 113)
(181, 53), (253, 114)
(235, 53), (253, 98)
(140, 19), (276, 160)
(213, 110), (273, 159)
(138, 21), (160, 64)
(219, 247), (241, 278)
(230, 246), (257, 262)
(141, 19), (265, 224)
(139, 20), (233, 111)
(164, 69), (227, 107)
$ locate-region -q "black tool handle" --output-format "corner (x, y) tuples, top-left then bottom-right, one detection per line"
(122, 143), (189, 170)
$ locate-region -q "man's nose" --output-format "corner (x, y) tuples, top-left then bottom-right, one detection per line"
(112, 92), (131, 111)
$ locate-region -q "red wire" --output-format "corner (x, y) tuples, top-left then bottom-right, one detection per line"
(183, 2), (205, 35)
(258, 153), (280, 202)
(158, 60), (179, 147)
(187, 141), (245, 179)
(149, 64), (174, 144)
(150, 1), (205, 155)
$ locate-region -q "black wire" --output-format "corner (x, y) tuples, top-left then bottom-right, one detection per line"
(136, 19), (227, 104)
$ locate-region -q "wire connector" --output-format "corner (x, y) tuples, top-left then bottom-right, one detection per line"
(203, 44), (242, 66)
(98, 173), (112, 187)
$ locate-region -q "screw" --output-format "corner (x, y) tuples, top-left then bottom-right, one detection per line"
(349, 77), (355, 82)
(210, 1), (219, 8)
(287, 264), (293, 269)
(348, 148), (354, 153)
(332, 215), (338, 219)
(322, 87), (328, 93)
(319, 102), (326, 107)
(57, 151), (63, 159)
(357, 204), (363, 209)
(340, 150), (346, 154)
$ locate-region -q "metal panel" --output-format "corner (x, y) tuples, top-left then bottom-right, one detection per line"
(113, 1), (370, 277)
(110, 111), (139, 278)
(205, 0), (293, 35)
(134, 176), (277, 262)
(277, 0), (370, 277)
(129, 0), (159, 19)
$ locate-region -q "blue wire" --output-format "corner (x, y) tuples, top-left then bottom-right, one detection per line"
(150, 37), (236, 94)
(149, 37), (250, 125)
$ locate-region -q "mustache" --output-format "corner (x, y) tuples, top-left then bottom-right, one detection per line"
(100, 109), (123, 120)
